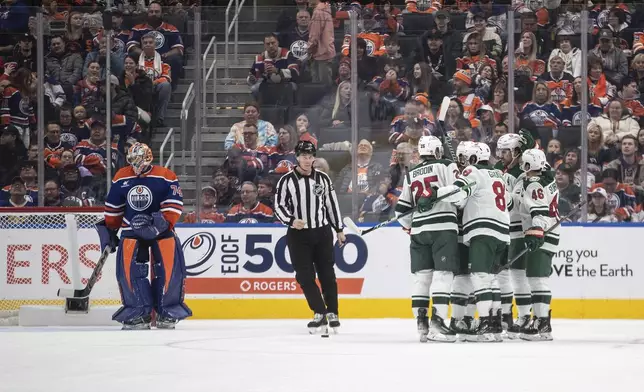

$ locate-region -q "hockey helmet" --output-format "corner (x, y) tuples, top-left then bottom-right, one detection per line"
(295, 140), (316, 157)
(456, 141), (477, 165)
(127, 142), (154, 175)
(496, 133), (522, 158)
(418, 135), (443, 159)
(520, 148), (547, 172)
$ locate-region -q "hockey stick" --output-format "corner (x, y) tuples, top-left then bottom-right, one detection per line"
(343, 181), (476, 236)
(495, 200), (587, 274)
(435, 96), (457, 162)
(57, 245), (112, 299)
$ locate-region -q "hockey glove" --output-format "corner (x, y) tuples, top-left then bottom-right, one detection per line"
(518, 129), (536, 152)
(524, 227), (545, 252)
(417, 186), (439, 213)
(130, 212), (169, 241)
(95, 220), (119, 253)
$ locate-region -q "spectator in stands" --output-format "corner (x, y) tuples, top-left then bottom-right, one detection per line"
(43, 179), (63, 207)
(306, 0), (334, 85)
(58, 164), (95, 207)
(74, 120), (120, 183)
(430, 10), (460, 79)
(463, 12), (503, 62)
(443, 98), (465, 135)
(0, 177), (34, 207)
(279, 9), (310, 66)
(235, 123), (271, 174)
(16, 159), (37, 192)
(457, 32), (498, 77)
(473, 64), (495, 101)
(352, 38), (378, 84)
(13, 34), (37, 72)
(562, 77), (603, 126)
(223, 146), (261, 189)
(588, 56), (616, 107)
(336, 139), (383, 194)
(587, 122), (616, 177)
(293, 113), (318, 147)
(121, 54), (154, 125)
(46, 35), (83, 99)
(128, 1), (185, 88)
(638, 129), (644, 156)
(1, 67), (35, 145)
(382, 35), (404, 70)
(389, 141), (412, 188)
(593, 167), (636, 211)
(138, 32), (172, 126)
(409, 62), (431, 97)
(0, 0), (30, 33)
(549, 32), (582, 78)
(74, 61), (101, 107)
(320, 80), (352, 128)
(276, 0), (310, 34)
(359, 175), (399, 223)
(108, 9), (131, 53)
(540, 56), (575, 105)
(58, 105), (86, 147)
(313, 157), (330, 175)
(368, 60), (410, 114)
(212, 167), (237, 208)
(605, 7), (631, 52)
(617, 77), (644, 120)
(83, 35), (126, 80)
(519, 82), (562, 130)
(493, 121), (508, 140)
(26, 142), (37, 161)
(183, 186), (226, 224)
(374, 1), (402, 34)
(452, 70), (483, 123)
(44, 122), (73, 166)
(556, 163), (581, 208)
(489, 82), (506, 122)
(257, 178), (275, 210)
(248, 32), (299, 102)
(511, 31), (545, 78)
(43, 72), (66, 115)
(268, 126), (297, 175)
(225, 182), (274, 223)
(0, 125), (26, 185)
(587, 187), (618, 222)
(106, 75), (138, 124)
(416, 29), (447, 90)
(589, 99), (639, 147)
(630, 54), (644, 92)
(546, 138), (563, 167)
(335, 56), (350, 86)
(225, 102), (277, 150)
(475, 105), (495, 144)
(65, 11), (93, 54)
(590, 29), (628, 86)
(604, 135), (644, 192)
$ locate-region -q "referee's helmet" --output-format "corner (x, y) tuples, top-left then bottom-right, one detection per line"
(295, 140), (316, 156)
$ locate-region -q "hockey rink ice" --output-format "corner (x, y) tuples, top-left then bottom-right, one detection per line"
(1, 319), (643, 392)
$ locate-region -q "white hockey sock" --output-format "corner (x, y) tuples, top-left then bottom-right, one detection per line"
(411, 270), (433, 318)
(430, 271), (453, 320)
(491, 275), (501, 314)
(450, 274), (472, 320)
(497, 269), (514, 315)
(511, 269), (531, 318)
(466, 295), (476, 318)
(528, 277), (551, 318)
(471, 272), (493, 318)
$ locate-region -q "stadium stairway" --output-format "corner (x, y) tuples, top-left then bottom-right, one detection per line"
(147, 7), (285, 206)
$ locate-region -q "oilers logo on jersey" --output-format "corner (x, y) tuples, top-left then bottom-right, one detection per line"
(127, 185), (153, 211)
(238, 218), (259, 224)
(290, 40), (309, 60)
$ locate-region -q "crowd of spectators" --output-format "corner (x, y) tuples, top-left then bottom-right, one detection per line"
(201, 0), (644, 224)
(0, 0), (192, 207)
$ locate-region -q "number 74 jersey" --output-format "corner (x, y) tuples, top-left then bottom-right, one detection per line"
(519, 174), (560, 253)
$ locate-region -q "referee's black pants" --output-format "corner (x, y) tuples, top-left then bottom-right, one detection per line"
(287, 225), (338, 315)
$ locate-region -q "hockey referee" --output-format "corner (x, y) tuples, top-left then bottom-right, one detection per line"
(274, 140), (346, 333)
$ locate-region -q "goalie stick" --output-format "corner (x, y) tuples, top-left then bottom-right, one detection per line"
(57, 245), (111, 300)
(343, 181), (476, 236)
(493, 200), (587, 274)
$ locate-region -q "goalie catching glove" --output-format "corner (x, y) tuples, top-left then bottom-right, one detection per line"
(417, 186), (439, 213)
(130, 212), (169, 240)
(524, 226), (545, 252)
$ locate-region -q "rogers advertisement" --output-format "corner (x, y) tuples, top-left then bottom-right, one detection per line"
(0, 225), (643, 304)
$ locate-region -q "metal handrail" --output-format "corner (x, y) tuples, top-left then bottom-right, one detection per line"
(159, 127), (175, 171)
(181, 83), (196, 175)
(224, 0), (247, 77)
(203, 36), (218, 113)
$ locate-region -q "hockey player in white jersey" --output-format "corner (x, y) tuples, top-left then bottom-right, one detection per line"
(517, 149), (559, 341)
(436, 142), (512, 342)
(395, 136), (460, 342)
(494, 133), (530, 338)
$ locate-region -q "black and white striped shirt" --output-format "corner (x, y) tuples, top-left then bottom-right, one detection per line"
(274, 168), (344, 231)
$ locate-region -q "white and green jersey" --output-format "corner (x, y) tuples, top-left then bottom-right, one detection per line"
(395, 159), (459, 235)
(452, 164), (511, 245)
(496, 162), (525, 239)
(519, 174), (560, 253)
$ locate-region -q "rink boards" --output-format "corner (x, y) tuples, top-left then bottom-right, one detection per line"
(1, 223), (643, 319)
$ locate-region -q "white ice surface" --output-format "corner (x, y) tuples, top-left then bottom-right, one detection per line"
(1, 319), (643, 392)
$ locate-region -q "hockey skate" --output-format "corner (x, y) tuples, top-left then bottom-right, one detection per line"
(121, 315), (152, 330)
(417, 308), (429, 343)
(491, 310), (504, 342)
(469, 316), (496, 342)
(507, 314), (532, 339)
(521, 311), (553, 341)
(308, 313), (329, 335)
(326, 313), (341, 334)
(156, 316), (179, 330)
(449, 317), (469, 342)
(428, 307), (457, 343)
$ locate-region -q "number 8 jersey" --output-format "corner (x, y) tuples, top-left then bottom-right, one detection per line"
(452, 165), (511, 246)
(519, 173), (560, 253)
(396, 159), (459, 235)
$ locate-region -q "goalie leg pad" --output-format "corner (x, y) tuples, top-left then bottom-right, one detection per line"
(411, 269), (432, 318)
(112, 238), (154, 323)
(150, 235), (193, 321)
(528, 277), (551, 318)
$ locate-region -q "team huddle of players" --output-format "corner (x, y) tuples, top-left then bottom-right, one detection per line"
(395, 131), (559, 342)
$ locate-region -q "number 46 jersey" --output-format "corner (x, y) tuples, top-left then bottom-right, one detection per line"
(396, 159), (459, 235)
(519, 174), (560, 253)
(451, 165), (512, 246)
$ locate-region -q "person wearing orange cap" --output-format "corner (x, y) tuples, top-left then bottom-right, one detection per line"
(452, 69), (483, 124)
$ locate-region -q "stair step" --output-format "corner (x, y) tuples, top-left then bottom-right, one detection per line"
(215, 41), (264, 54)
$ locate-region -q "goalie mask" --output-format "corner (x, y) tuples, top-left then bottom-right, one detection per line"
(418, 135), (443, 159)
(127, 142), (154, 175)
(520, 148), (547, 172)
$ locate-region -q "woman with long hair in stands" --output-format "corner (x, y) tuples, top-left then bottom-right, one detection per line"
(561, 77), (603, 126)
(293, 113), (318, 147)
(588, 98), (639, 147)
(519, 82), (562, 130)
(268, 125), (298, 175)
(508, 31), (545, 78)
(588, 188), (618, 222)
(587, 122), (616, 178)
(489, 81), (507, 122)
(65, 11), (93, 54)
(74, 60), (101, 107)
(320, 80), (352, 128)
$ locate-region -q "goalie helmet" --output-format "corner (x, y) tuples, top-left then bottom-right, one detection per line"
(127, 142), (154, 175)
(496, 133), (521, 158)
(418, 135), (443, 159)
(520, 148), (547, 172)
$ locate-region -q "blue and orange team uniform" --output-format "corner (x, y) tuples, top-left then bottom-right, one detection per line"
(1, 85), (35, 129)
(84, 114), (142, 146)
(389, 114), (433, 145)
(341, 32), (387, 57)
(140, 56), (172, 84)
(0, 185), (38, 203)
(44, 140), (73, 169)
(225, 202), (275, 223)
(235, 143), (272, 174)
(104, 165), (192, 323)
(249, 48), (299, 81)
(74, 139), (121, 176)
(268, 148), (296, 174)
(127, 22), (184, 56)
(183, 210), (226, 224)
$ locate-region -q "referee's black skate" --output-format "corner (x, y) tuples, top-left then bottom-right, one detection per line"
(417, 308), (429, 342)
(326, 313), (340, 334)
(428, 307), (457, 343)
(521, 311), (553, 341)
(308, 313), (328, 335)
